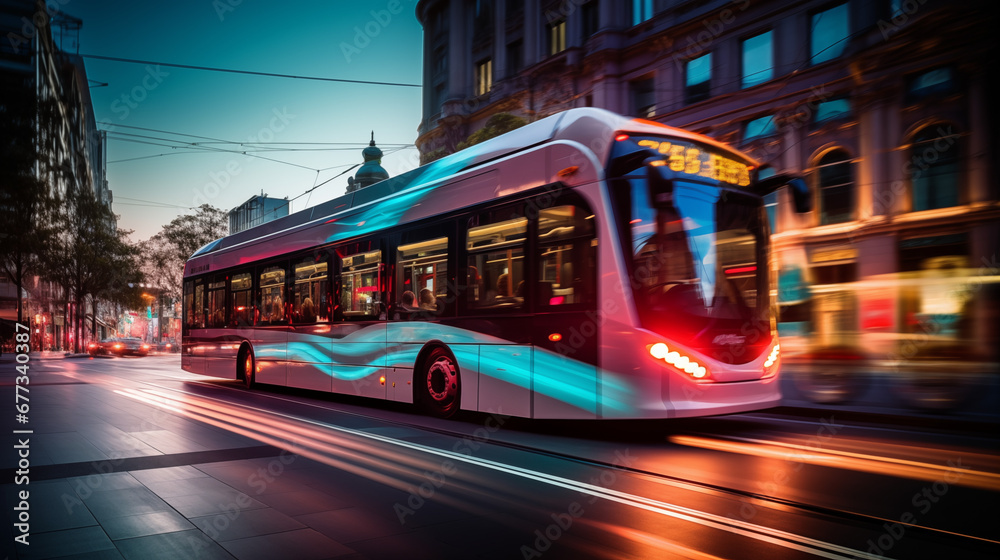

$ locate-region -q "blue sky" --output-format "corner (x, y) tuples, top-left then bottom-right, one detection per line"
(64, 0), (424, 241)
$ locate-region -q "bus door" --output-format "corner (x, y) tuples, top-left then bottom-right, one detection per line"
(386, 225), (455, 404)
(253, 262), (289, 385)
(530, 203), (599, 419)
(331, 244), (387, 400)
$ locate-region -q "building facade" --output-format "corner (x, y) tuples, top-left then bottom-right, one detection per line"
(415, 0), (998, 359)
(1, 0), (111, 349)
(228, 194), (290, 235)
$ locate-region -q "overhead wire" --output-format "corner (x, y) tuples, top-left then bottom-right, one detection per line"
(82, 54), (422, 88)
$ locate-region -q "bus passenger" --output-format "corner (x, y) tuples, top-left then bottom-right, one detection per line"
(300, 297), (316, 322)
(419, 289), (437, 311)
(401, 290), (420, 311)
(496, 273), (510, 298)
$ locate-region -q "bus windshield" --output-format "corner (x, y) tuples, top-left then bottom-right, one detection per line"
(610, 135), (773, 364)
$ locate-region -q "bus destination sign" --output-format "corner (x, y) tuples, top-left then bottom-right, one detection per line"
(637, 139), (752, 187)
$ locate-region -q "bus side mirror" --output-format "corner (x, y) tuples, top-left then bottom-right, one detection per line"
(787, 178), (812, 213)
(646, 161), (675, 208)
(755, 173), (812, 214)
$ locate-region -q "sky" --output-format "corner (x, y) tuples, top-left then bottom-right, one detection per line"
(61, 0), (424, 242)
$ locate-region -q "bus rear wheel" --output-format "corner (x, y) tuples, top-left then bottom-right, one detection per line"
(418, 347), (460, 419)
(238, 345), (255, 389)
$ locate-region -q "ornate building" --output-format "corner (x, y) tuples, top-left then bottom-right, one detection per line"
(415, 0), (998, 359)
(347, 132), (390, 192)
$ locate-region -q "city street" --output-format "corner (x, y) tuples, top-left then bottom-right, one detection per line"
(2, 355), (998, 559)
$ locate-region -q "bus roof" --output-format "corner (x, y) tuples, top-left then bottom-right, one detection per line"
(189, 108), (756, 262)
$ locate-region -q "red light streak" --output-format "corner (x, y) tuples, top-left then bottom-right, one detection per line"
(725, 266), (757, 275)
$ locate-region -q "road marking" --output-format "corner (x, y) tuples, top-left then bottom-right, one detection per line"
(669, 434), (1000, 492)
(117, 386), (883, 560)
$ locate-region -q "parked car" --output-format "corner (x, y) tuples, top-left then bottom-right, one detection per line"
(88, 337), (150, 357)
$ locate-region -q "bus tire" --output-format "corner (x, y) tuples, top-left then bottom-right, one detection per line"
(238, 344), (255, 389)
(417, 346), (461, 419)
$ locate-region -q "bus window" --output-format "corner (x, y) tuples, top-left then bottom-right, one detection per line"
(193, 279), (205, 328)
(230, 272), (253, 327)
(292, 256), (329, 323)
(398, 236), (448, 316)
(258, 264), (287, 325)
(537, 205), (596, 307)
(340, 249), (382, 318)
(183, 280), (194, 332)
(207, 277), (227, 328)
(468, 213), (526, 310)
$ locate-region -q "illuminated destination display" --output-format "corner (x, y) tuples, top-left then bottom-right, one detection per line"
(636, 139), (752, 187)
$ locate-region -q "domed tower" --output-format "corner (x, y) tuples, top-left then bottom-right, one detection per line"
(347, 132), (390, 192)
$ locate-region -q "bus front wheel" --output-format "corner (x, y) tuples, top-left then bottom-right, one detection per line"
(238, 345), (255, 389)
(418, 347), (461, 419)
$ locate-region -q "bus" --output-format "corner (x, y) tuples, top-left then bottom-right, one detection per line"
(182, 108), (811, 419)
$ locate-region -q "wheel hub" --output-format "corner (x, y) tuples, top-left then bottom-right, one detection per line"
(426, 357), (457, 402)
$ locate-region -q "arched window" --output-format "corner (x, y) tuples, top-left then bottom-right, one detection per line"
(909, 126), (960, 211)
(814, 149), (854, 225)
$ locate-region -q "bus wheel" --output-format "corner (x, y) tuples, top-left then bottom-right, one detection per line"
(418, 347), (460, 419)
(238, 345), (255, 389)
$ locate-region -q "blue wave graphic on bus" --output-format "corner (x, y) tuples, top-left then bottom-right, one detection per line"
(323, 156), (476, 245)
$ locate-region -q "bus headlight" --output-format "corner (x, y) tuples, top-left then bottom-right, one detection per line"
(649, 343), (710, 381)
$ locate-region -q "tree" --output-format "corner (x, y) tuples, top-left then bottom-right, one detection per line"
(455, 113), (528, 151)
(142, 205), (228, 301)
(47, 184), (144, 352)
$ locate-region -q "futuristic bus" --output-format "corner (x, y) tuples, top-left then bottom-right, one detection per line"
(182, 108), (811, 419)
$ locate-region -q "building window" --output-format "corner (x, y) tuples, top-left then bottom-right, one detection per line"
(474, 58), (492, 96)
(432, 46), (448, 78)
(582, 0), (600, 40)
(474, 0), (493, 33)
(548, 19), (567, 55)
(814, 149), (854, 225)
(506, 40), (523, 76)
(433, 83), (447, 113)
(630, 77), (655, 118)
(744, 115), (777, 141)
(632, 0), (653, 25)
(684, 53), (711, 104)
(507, 0), (523, 19)
(810, 3), (849, 65)
(907, 67), (956, 102)
(814, 98), (850, 124)
(742, 31), (773, 88)
(890, 0), (904, 19)
(909, 126), (960, 212)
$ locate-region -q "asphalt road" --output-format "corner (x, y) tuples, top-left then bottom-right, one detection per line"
(2, 355), (998, 559)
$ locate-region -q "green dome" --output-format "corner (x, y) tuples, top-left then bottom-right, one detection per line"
(354, 132), (389, 189)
